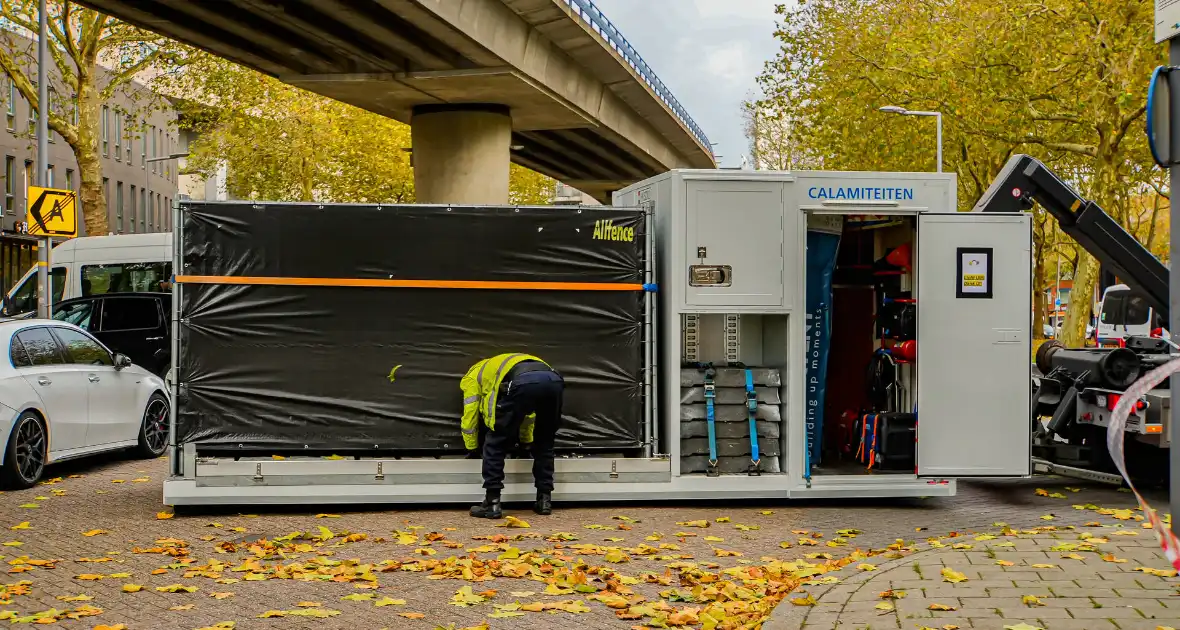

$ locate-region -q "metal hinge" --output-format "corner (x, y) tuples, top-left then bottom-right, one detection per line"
(725, 314), (741, 363)
(252, 463), (263, 482)
(609, 460), (619, 479)
(683, 314), (699, 362)
(375, 462), (385, 481)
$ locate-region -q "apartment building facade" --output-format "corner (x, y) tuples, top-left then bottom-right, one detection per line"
(0, 35), (180, 290)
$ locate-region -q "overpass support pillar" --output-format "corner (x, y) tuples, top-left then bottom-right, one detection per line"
(411, 104), (512, 205)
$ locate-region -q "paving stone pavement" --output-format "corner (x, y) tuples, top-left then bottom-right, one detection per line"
(764, 525), (1180, 630)
(0, 453), (1170, 630)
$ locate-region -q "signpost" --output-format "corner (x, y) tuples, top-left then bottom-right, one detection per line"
(26, 186), (76, 319)
(1153, 0), (1180, 531)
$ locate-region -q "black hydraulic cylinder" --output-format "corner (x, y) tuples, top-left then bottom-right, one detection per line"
(1045, 385), (1078, 436)
(1049, 347), (1141, 389)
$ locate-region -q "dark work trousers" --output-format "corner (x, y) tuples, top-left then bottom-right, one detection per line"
(481, 368), (564, 493)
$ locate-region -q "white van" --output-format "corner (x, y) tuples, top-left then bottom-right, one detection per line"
(1095, 283), (1166, 347)
(4, 233), (172, 316)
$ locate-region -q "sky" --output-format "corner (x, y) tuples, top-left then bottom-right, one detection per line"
(590, 0), (786, 167)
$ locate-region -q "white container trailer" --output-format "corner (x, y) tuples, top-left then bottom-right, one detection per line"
(612, 169), (1032, 499)
(163, 169), (1032, 506)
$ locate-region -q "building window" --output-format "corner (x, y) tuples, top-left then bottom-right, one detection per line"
(114, 115), (121, 160)
(5, 79), (12, 131)
(150, 125), (156, 172)
(46, 88), (54, 143)
(4, 156), (12, 215)
(124, 117), (132, 162)
(142, 195), (149, 232)
(24, 160), (32, 188)
(65, 168), (73, 192)
(101, 106), (109, 157)
(102, 177), (109, 220)
(129, 184), (136, 232)
(27, 83), (35, 136)
(116, 182), (124, 233)
(141, 129), (146, 168)
(46, 165), (53, 188)
(139, 188), (146, 227)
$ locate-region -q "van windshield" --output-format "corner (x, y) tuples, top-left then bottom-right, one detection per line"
(1101, 289), (1151, 327)
(81, 262), (172, 296)
(7, 267), (66, 315)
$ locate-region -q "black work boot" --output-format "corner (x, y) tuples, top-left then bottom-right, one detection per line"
(470, 494), (502, 519)
(533, 491), (552, 516)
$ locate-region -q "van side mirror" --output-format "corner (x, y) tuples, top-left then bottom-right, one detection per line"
(114, 353), (132, 370)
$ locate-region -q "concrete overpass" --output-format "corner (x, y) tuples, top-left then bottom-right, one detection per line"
(79, 0), (716, 203)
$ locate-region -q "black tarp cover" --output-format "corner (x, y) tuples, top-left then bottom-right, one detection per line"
(177, 203), (647, 453)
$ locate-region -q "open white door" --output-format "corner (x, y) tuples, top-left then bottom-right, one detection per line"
(917, 213), (1031, 477)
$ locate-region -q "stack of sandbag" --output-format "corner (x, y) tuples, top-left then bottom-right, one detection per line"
(679, 367), (782, 474)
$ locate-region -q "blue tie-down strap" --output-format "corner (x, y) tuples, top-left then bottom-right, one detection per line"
(744, 369), (761, 475)
(704, 369), (719, 477)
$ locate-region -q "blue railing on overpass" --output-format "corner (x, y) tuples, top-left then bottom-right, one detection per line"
(559, 0), (713, 155)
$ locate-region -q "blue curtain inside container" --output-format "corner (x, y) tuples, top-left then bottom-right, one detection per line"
(805, 228), (841, 467)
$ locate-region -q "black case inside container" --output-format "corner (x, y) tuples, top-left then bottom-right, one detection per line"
(176, 202), (647, 454)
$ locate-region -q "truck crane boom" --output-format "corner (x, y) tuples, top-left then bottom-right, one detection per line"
(972, 154), (1169, 318)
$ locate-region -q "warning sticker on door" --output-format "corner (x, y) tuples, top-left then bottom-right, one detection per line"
(957, 247), (993, 299)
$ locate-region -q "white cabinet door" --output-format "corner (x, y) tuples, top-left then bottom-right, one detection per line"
(916, 213), (1031, 477)
(685, 180), (785, 307)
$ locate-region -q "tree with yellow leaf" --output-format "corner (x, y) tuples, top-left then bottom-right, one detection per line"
(752, 0), (1166, 346)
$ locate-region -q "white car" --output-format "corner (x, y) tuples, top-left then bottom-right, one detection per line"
(0, 319), (169, 489)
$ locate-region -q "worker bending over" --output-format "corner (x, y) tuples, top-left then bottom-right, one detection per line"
(461, 353), (564, 519)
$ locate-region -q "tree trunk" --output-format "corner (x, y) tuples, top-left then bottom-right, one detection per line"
(1060, 247), (1099, 348)
(1032, 229), (1047, 341)
(74, 83), (107, 236)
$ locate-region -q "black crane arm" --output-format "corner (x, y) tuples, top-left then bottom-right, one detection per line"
(972, 154), (1169, 319)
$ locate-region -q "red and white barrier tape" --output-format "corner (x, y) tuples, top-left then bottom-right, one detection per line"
(1106, 357), (1180, 570)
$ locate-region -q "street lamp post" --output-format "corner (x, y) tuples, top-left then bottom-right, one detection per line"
(145, 152), (188, 233)
(878, 105), (943, 173)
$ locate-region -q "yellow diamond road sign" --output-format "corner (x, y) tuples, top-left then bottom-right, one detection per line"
(26, 186), (77, 238)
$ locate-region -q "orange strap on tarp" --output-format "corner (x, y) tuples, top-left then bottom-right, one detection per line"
(175, 275), (645, 291)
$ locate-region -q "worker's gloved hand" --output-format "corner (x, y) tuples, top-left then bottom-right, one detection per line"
(465, 449), (481, 460)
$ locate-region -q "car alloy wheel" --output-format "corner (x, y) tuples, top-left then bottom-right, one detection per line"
(14, 418), (45, 483)
(143, 398), (169, 454)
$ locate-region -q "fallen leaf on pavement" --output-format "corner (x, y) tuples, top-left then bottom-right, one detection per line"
(875, 602), (894, 611)
(996, 560), (1015, 566)
(294, 602), (321, 608)
(451, 586), (487, 606)
(168, 604), (195, 611)
(93, 625), (128, 630)
(1030, 564), (1056, 569)
(2, 541), (21, 547)
(398, 612), (426, 619)
(74, 574), (104, 581)
(1102, 553), (1127, 563)
(940, 568), (968, 583)
(1002, 624), (1043, 630)
(1022, 595), (1044, 607)
(121, 584), (143, 593)
(857, 564), (877, 571)
(790, 594), (816, 606)
(18, 504), (38, 509)
(1135, 567), (1178, 578)
(375, 597), (405, 607)
(704, 536), (724, 542)
(928, 603), (956, 611)
(676, 520), (709, 528)
(210, 592), (233, 599)
(56, 594), (93, 602)
(498, 516), (529, 529)
(156, 512), (174, 520)
(82, 530), (106, 537)
(287, 608), (341, 618)
(155, 584), (197, 593)
(195, 623), (235, 630)
(9, 522), (29, 530)
(510, 592), (535, 597)
(342, 593), (375, 602)
(258, 610), (286, 618)
(316, 514), (340, 518)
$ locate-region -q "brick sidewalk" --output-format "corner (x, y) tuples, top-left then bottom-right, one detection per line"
(764, 527), (1180, 630)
